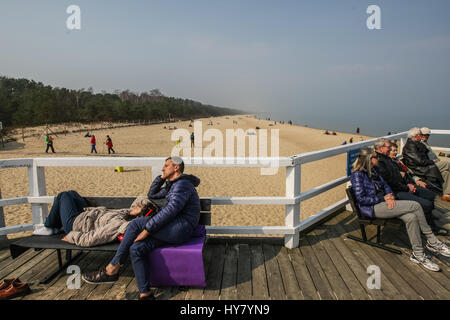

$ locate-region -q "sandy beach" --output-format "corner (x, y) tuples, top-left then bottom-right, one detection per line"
(0, 115), (374, 239)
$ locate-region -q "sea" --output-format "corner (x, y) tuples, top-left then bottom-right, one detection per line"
(259, 111), (450, 149)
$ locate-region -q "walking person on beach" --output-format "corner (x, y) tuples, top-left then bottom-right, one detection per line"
(90, 135), (98, 154)
(45, 135), (55, 153)
(190, 132), (195, 148)
(106, 135), (115, 154)
(81, 156), (201, 300)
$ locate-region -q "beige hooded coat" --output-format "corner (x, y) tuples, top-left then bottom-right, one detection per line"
(63, 197), (151, 247)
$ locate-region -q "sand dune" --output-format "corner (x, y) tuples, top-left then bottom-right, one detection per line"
(0, 115), (374, 239)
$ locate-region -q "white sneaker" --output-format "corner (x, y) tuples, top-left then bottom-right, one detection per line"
(426, 240), (450, 258)
(410, 253), (440, 272)
(33, 226), (56, 236)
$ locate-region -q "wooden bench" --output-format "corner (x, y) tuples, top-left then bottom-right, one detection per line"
(10, 197), (211, 286)
(345, 187), (402, 255)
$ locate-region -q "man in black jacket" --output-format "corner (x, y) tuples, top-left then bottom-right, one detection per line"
(402, 128), (444, 193)
(375, 138), (439, 230)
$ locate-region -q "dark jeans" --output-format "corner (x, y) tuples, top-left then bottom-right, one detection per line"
(396, 186), (435, 217)
(91, 144), (97, 153)
(45, 143), (55, 153)
(109, 216), (195, 294)
(44, 190), (88, 233)
(108, 147), (115, 154)
(109, 217), (163, 294)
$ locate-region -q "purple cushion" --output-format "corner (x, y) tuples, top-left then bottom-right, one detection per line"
(147, 229), (206, 287)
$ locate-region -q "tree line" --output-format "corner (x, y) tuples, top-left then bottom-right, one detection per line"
(0, 76), (243, 128)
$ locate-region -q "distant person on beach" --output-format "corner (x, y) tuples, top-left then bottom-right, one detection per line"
(81, 156), (201, 300)
(374, 138), (440, 232)
(420, 127), (450, 200)
(402, 128), (447, 201)
(106, 135), (115, 154)
(349, 137), (353, 144)
(190, 132), (195, 148)
(350, 148), (449, 271)
(90, 135), (98, 154)
(45, 135), (55, 153)
(33, 191), (154, 247)
(356, 127), (360, 134)
(324, 130), (329, 135)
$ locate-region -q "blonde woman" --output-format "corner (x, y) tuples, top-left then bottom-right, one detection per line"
(350, 148), (449, 271)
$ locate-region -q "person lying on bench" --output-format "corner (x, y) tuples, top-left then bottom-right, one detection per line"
(81, 156), (201, 300)
(33, 190), (153, 247)
(350, 148), (449, 272)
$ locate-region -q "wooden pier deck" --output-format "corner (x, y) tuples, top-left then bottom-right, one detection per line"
(1, 199), (449, 300)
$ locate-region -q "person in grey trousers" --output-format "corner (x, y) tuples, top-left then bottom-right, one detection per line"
(350, 148), (449, 272)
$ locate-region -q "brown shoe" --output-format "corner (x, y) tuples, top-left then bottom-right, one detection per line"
(0, 278), (18, 291)
(442, 195), (450, 201)
(0, 281), (31, 300)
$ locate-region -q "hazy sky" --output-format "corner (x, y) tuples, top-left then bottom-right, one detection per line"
(1, 0), (449, 137)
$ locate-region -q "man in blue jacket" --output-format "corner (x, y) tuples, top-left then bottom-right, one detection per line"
(82, 156), (200, 300)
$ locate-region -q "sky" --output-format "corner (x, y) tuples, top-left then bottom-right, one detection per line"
(0, 0), (449, 143)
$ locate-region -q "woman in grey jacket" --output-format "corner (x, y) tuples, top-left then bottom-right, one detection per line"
(33, 190), (152, 247)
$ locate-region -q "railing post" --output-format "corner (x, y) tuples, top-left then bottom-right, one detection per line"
(399, 137), (407, 155)
(0, 189), (7, 241)
(285, 163), (300, 248)
(152, 164), (164, 182)
(28, 160), (48, 228)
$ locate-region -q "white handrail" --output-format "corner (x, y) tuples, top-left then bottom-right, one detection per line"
(0, 129), (448, 248)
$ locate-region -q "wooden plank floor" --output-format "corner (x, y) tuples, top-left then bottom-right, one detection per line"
(1, 199), (449, 300)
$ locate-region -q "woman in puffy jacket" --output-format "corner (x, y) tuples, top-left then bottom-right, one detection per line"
(33, 190), (152, 247)
(350, 148), (449, 272)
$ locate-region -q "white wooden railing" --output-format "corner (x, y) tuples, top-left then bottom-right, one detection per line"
(1, 129), (448, 248)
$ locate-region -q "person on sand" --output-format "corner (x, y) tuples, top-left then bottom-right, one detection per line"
(190, 132), (195, 148)
(33, 191), (154, 247)
(90, 135), (97, 154)
(45, 135), (55, 153)
(106, 135), (115, 154)
(81, 156), (201, 300)
(350, 148), (449, 271)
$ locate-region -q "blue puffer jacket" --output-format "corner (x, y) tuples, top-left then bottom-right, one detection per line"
(350, 167), (393, 218)
(145, 174), (201, 239)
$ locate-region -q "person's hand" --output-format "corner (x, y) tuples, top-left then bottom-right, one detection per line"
(408, 184), (416, 193)
(129, 206), (143, 216)
(416, 180), (427, 188)
(386, 198), (396, 209)
(61, 236), (68, 242)
(434, 159), (439, 163)
(134, 229), (150, 243)
(384, 193), (395, 201)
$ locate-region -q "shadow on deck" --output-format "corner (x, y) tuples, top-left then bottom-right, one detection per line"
(0, 199), (449, 300)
